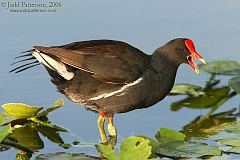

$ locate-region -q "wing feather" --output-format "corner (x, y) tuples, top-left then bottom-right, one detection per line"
(33, 40), (150, 83)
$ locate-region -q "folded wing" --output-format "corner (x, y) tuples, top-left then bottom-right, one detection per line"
(33, 40), (150, 84)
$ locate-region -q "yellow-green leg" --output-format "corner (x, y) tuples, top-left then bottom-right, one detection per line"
(97, 112), (108, 143)
(107, 114), (117, 149)
(107, 115), (117, 137)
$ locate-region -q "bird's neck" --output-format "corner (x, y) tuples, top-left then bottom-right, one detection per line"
(150, 50), (180, 74)
(144, 50), (180, 106)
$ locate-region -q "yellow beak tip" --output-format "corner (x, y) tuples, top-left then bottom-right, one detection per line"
(199, 58), (206, 64)
(195, 69), (200, 74)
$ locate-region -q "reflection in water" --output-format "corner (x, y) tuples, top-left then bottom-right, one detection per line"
(11, 125), (44, 151)
(170, 74), (238, 117)
(182, 108), (237, 141)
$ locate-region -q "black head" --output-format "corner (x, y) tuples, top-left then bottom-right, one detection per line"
(155, 38), (206, 74)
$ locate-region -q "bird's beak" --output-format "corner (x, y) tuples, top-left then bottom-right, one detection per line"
(185, 40), (206, 74)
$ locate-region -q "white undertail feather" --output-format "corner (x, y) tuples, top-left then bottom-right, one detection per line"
(89, 77), (143, 101)
(32, 50), (74, 80)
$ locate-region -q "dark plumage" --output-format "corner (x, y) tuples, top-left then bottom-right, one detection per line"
(12, 38), (206, 143)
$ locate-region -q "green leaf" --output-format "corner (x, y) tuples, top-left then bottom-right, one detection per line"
(120, 136), (152, 160)
(217, 138), (240, 147)
(155, 141), (221, 158)
(2, 103), (42, 119)
(0, 112), (14, 126)
(154, 128), (221, 158)
(229, 76), (240, 93)
(170, 84), (204, 97)
(137, 136), (159, 158)
(29, 117), (67, 132)
(222, 146), (240, 153)
(35, 152), (99, 160)
(224, 123), (240, 134)
(37, 98), (64, 118)
(96, 144), (119, 160)
(155, 128), (185, 144)
(0, 124), (13, 143)
(216, 138), (240, 154)
(199, 60), (240, 75)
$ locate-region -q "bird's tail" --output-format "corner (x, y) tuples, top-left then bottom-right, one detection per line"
(10, 50), (40, 73)
(11, 48), (74, 81)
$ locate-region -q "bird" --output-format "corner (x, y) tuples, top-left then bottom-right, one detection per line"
(11, 38), (206, 143)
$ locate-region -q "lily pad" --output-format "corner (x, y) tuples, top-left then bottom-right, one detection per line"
(2, 103), (42, 119)
(137, 136), (159, 158)
(222, 146), (240, 153)
(35, 152), (99, 160)
(217, 138), (240, 147)
(216, 138), (240, 154)
(96, 144), (119, 160)
(170, 84), (204, 97)
(225, 124), (240, 134)
(229, 76), (240, 93)
(37, 98), (64, 118)
(199, 60), (240, 75)
(155, 128), (185, 144)
(96, 136), (152, 160)
(29, 117), (67, 132)
(0, 124), (13, 143)
(0, 112), (14, 126)
(155, 141), (221, 158)
(154, 128), (221, 158)
(120, 137), (152, 160)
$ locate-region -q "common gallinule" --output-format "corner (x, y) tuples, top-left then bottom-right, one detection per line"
(12, 38), (206, 143)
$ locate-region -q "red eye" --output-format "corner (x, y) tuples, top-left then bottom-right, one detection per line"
(180, 47), (185, 51)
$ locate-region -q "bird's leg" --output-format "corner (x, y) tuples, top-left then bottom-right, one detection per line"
(107, 114), (117, 137)
(97, 112), (108, 144)
(107, 114), (117, 149)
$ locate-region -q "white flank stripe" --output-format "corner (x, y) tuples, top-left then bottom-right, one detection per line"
(89, 77), (143, 101)
(32, 50), (74, 80)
